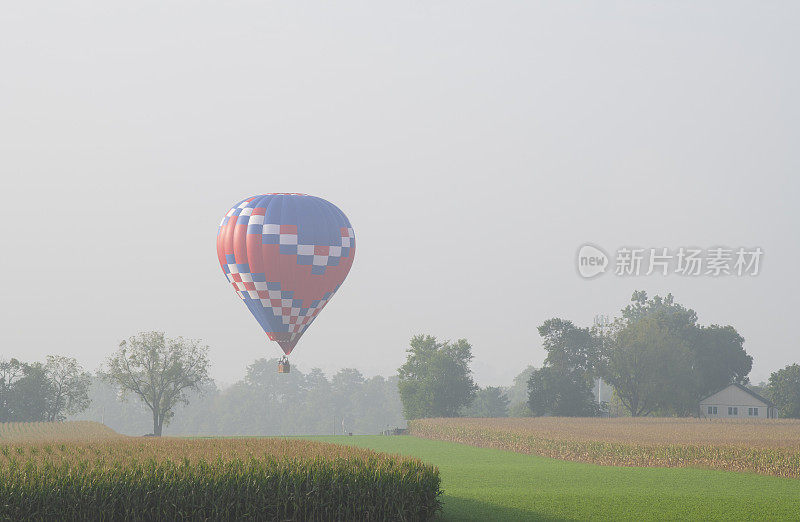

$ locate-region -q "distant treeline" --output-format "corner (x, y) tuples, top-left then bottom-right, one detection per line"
(0, 356), (90, 423)
(21, 290), (800, 434)
(71, 358), (406, 436)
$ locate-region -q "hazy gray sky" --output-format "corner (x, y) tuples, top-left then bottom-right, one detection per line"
(1, 1), (798, 387)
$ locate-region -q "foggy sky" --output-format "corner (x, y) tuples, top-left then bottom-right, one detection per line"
(1, 1), (798, 387)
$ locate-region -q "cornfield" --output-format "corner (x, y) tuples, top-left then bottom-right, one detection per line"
(0, 433), (441, 520)
(0, 421), (121, 441)
(410, 417), (800, 479)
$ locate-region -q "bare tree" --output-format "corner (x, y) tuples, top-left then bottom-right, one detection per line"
(100, 332), (209, 436)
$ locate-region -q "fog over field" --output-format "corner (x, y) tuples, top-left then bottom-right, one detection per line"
(1, 1), (798, 390)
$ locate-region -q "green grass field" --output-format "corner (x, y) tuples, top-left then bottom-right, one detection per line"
(311, 436), (800, 521)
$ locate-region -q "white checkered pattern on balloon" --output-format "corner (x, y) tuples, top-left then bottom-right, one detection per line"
(225, 271), (334, 334)
(250, 223), (354, 274)
(219, 200), (353, 275)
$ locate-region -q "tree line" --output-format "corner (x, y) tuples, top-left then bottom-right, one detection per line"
(72, 358), (404, 437)
(521, 291), (800, 418)
(525, 291), (754, 417)
(5, 289), (800, 435)
(395, 291), (800, 420)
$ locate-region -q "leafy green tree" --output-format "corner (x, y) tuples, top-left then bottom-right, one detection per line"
(296, 367), (336, 434)
(600, 315), (693, 416)
(692, 325), (752, 398)
(462, 386), (510, 417)
(245, 356), (307, 404)
(505, 366), (536, 416)
(508, 402), (534, 417)
(331, 368), (366, 433)
(78, 357), (406, 437)
(539, 318), (599, 373)
(621, 291), (699, 335)
(506, 366), (535, 405)
(397, 335), (477, 419)
(527, 367), (599, 416)
(43, 355), (91, 422)
(0, 359), (24, 422)
(600, 291), (751, 416)
(7, 362), (52, 421)
(100, 332), (209, 436)
(748, 381), (769, 398)
(768, 364), (800, 418)
(360, 375), (406, 433)
(0, 356), (91, 422)
(527, 319), (599, 417)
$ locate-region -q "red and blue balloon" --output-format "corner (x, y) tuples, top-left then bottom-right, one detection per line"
(216, 194), (355, 354)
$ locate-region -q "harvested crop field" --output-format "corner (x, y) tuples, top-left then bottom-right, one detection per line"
(0, 436), (441, 521)
(410, 417), (800, 478)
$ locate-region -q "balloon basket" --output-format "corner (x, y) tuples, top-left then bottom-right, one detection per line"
(278, 359), (290, 373)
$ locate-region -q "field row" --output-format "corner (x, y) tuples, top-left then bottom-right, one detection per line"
(0, 421), (120, 441)
(0, 436), (441, 520)
(409, 417), (800, 478)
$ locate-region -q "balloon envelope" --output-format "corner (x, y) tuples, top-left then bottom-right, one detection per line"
(216, 194), (355, 354)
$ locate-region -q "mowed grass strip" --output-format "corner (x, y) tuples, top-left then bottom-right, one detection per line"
(0, 437), (441, 521)
(410, 417), (800, 478)
(313, 435), (800, 521)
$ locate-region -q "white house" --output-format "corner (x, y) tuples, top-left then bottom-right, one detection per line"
(699, 383), (778, 419)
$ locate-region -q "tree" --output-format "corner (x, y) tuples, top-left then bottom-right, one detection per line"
(297, 367), (336, 434)
(245, 357), (306, 404)
(78, 356), (406, 437)
(600, 315), (693, 416)
(539, 318), (598, 373)
(43, 355), (91, 422)
(0, 359), (24, 421)
(526, 319), (599, 417)
(100, 332), (209, 436)
(621, 291), (698, 335)
(331, 368), (366, 433)
(692, 325), (752, 398)
(462, 386), (510, 417)
(0, 356), (91, 422)
(527, 367), (599, 416)
(505, 366), (536, 416)
(397, 335), (477, 419)
(599, 291), (751, 416)
(768, 364), (800, 418)
(748, 381), (769, 398)
(360, 375), (405, 433)
(7, 362), (52, 421)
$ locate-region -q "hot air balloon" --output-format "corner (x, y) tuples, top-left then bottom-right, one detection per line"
(216, 194), (355, 372)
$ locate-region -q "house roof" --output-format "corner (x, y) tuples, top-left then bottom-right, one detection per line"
(699, 382), (775, 407)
